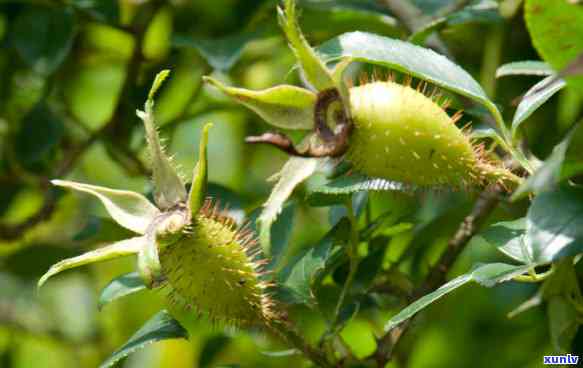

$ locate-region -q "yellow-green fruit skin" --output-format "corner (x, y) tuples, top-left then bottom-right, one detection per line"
(347, 81), (505, 188)
(160, 213), (270, 326)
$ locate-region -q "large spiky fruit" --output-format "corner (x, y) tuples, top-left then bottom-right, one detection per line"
(346, 81), (518, 189)
(38, 71), (276, 331)
(162, 202), (273, 326)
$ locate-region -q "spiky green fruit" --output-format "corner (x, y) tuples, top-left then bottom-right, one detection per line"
(346, 81), (518, 188)
(161, 203), (273, 326)
(39, 71), (276, 330)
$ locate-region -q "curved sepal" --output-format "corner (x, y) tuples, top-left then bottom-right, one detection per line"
(52, 180), (159, 234)
(204, 76), (316, 130)
(137, 70), (187, 209)
(188, 123), (212, 217)
(278, 0), (335, 91)
(38, 236), (145, 288)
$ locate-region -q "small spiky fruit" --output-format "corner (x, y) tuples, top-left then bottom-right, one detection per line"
(38, 71), (275, 330)
(346, 81), (518, 189)
(162, 201), (273, 326)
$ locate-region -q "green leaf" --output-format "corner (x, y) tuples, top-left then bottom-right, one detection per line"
(279, 0), (335, 91)
(259, 157), (322, 256)
(317, 31), (504, 131)
(269, 203), (296, 269)
(410, 0), (501, 45)
(547, 296), (580, 353)
(12, 5), (76, 75)
(475, 218), (532, 264)
(38, 236), (145, 288)
(299, 0), (399, 38)
(511, 75), (566, 137)
(98, 272), (146, 309)
(525, 0), (583, 90)
(199, 334), (231, 368)
(496, 61), (554, 78)
(137, 70), (187, 210)
(278, 222), (340, 304)
(16, 102), (64, 164)
(173, 30), (261, 71)
(512, 129), (574, 200)
(71, 0), (119, 24)
(525, 187), (583, 264)
(52, 180), (160, 234)
(188, 123), (212, 216)
(100, 310), (188, 368)
(203, 77), (316, 130)
(308, 174), (407, 206)
(384, 263), (530, 331)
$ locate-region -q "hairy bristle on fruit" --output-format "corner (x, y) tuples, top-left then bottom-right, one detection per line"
(159, 199), (276, 326)
(345, 79), (521, 190)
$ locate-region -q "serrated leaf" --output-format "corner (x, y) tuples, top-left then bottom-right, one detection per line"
(13, 5), (76, 75)
(308, 174), (407, 206)
(317, 31), (504, 129)
(259, 157), (321, 256)
(525, 0), (583, 90)
(511, 75), (566, 137)
(384, 263), (530, 331)
(279, 0), (335, 90)
(496, 61), (554, 78)
(512, 130), (574, 200)
(52, 180), (159, 234)
(38, 236), (145, 288)
(476, 218), (532, 264)
(525, 187), (583, 264)
(278, 223), (338, 304)
(204, 77), (316, 130)
(188, 123), (212, 216)
(100, 310), (188, 368)
(98, 272), (146, 309)
(138, 70), (187, 210)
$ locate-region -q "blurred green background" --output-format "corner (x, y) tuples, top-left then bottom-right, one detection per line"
(0, 1), (581, 367)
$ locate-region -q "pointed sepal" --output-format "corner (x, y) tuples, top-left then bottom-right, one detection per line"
(204, 76), (316, 130)
(188, 123), (212, 217)
(38, 236), (145, 288)
(52, 180), (160, 234)
(278, 0), (335, 91)
(137, 70), (187, 209)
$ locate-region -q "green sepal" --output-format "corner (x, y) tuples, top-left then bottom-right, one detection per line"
(38, 236), (145, 288)
(278, 0), (335, 91)
(51, 180), (159, 235)
(188, 123), (212, 217)
(203, 76), (316, 130)
(137, 231), (164, 289)
(137, 70), (187, 209)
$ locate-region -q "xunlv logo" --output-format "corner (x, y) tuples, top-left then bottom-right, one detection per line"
(543, 354), (579, 365)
